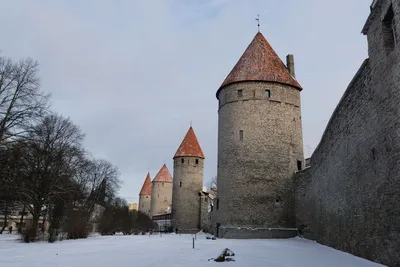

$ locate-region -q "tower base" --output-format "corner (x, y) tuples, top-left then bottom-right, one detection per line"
(218, 227), (298, 239)
(176, 228), (201, 234)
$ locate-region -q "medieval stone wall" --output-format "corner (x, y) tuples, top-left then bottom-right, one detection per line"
(199, 194), (210, 232)
(171, 157), (204, 231)
(293, 167), (314, 240)
(216, 81), (304, 235)
(138, 195), (151, 216)
(295, 2), (400, 264)
(150, 181), (172, 217)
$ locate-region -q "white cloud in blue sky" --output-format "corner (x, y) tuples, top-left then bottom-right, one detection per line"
(0, 0), (371, 202)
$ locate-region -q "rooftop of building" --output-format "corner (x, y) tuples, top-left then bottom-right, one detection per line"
(152, 164), (173, 183)
(216, 31), (302, 98)
(139, 173), (152, 195)
(174, 126), (205, 159)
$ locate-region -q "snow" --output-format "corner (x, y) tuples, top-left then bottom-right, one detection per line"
(0, 233), (386, 267)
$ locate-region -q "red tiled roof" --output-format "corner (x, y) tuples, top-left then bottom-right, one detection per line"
(173, 127), (205, 159)
(217, 32), (302, 98)
(152, 164), (173, 183)
(139, 173), (152, 195)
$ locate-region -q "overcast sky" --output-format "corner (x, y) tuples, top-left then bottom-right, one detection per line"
(0, 0), (371, 203)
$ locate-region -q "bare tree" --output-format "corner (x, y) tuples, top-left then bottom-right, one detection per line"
(207, 176), (217, 197)
(0, 142), (22, 233)
(97, 197), (153, 235)
(0, 56), (50, 145)
(61, 158), (120, 240)
(10, 114), (84, 241)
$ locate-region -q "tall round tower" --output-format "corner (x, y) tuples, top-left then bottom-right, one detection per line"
(171, 127), (205, 232)
(138, 173), (152, 216)
(150, 165), (173, 217)
(215, 32), (304, 238)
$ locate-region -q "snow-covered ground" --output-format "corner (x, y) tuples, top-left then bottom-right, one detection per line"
(0, 233), (385, 267)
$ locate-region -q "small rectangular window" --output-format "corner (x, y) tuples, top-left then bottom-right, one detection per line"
(181, 158), (184, 163)
(216, 199), (219, 210)
(297, 160), (302, 171)
(180, 181), (182, 187)
(253, 90), (256, 97)
(195, 159), (199, 164)
(265, 89), (271, 98)
(237, 89), (243, 98)
(239, 130), (243, 141)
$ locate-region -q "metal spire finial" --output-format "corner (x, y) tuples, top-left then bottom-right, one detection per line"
(255, 14), (260, 32)
(190, 120), (192, 127)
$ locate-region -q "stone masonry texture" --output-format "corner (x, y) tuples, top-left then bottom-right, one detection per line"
(200, 194), (210, 232)
(171, 157), (204, 232)
(150, 181), (172, 217)
(139, 195), (151, 216)
(295, 1), (400, 266)
(216, 81), (304, 236)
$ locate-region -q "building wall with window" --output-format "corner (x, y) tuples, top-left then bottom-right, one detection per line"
(294, 1), (400, 266)
(216, 80), (304, 236)
(128, 203), (138, 211)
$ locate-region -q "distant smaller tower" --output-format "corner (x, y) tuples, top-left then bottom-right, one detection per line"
(138, 173), (152, 216)
(150, 165), (173, 217)
(172, 127), (205, 232)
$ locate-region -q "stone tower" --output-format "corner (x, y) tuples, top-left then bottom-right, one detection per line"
(171, 127), (205, 232)
(138, 173), (152, 216)
(215, 32), (304, 238)
(150, 164), (173, 217)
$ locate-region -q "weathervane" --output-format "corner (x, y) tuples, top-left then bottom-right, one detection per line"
(255, 14), (260, 32)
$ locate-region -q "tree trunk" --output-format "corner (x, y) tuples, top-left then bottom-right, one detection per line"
(0, 201), (9, 234)
(25, 214), (39, 242)
(48, 200), (64, 243)
(25, 204), (41, 243)
(18, 206), (26, 233)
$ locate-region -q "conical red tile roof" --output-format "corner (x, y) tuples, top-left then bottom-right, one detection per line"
(174, 127), (205, 159)
(152, 164), (173, 183)
(217, 32), (302, 98)
(139, 173), (152, 195)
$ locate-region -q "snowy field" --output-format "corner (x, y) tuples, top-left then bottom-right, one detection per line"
(0, 233), (385, 267)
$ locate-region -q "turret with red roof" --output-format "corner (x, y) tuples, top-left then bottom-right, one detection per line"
(171, 126), (207, 232)
(215, 31), (304, 238)
(149, 164), (173, 217)
(138, 173), (152, 216)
